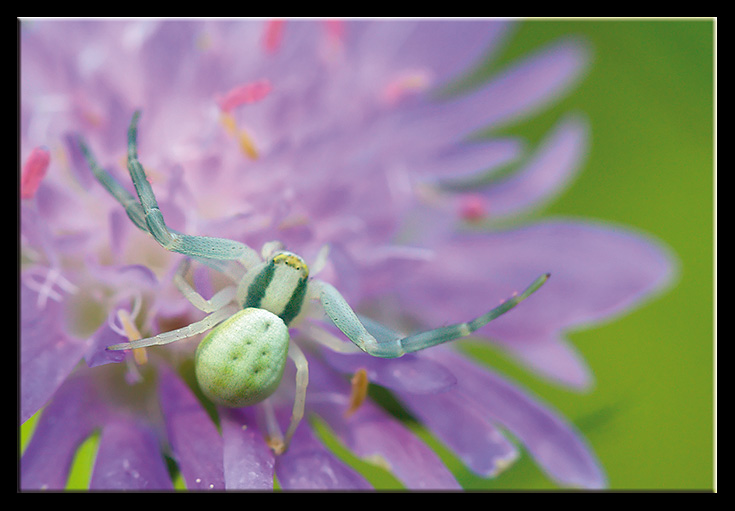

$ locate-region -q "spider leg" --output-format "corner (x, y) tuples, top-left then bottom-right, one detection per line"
(79, 113), (262, 269)
(107, 304), (239, 351)
(283, 341), (309, 452)
(174, 259), (237, 313)
(258, 341), (308, 455)
(80, 137), (252, 278)
(314, 273), (550, 358)
(78, 137), (148, 232)
(125, 111), (259, 262)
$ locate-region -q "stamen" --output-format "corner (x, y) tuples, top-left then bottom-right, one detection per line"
(344, 368), (369, 418)
(81, 108), (105, 128)
(318, 20), (345, 62)
(323, 19), (345, 46)
(23, 267), (78, 309)
(219, 111), (238, 136)
(215, 80), (270, 159)
(262, 19), (285, 54)
(21, 147), (51, 199)
(382, 70), (433, 106)
(216, 80), (272, 113)
(236, 129), (259, 160)
(219, 112), (259, 160)
(116, 309), (148, 365)
(195, 32), (212, 51)
(458, 193), (489, 222)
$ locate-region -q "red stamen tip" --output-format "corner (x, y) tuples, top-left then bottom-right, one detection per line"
(21, 146), (51, 199)
(262, 19), (285, 54)
(323, 20), (345, 43)
(216, 80), (272, 113)
(459, 193), (488, 222)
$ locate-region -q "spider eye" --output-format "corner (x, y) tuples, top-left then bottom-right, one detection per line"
(272, 251), (309, 278)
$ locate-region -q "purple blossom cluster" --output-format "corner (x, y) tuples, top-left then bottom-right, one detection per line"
(20, 19), (674, 490)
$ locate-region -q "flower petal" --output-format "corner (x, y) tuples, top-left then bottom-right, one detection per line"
(424, 37), (591, 137)
(423, 348), (607, 489)
(396, 378), (519, 478)
(158, 366), (225, 490)
(419, 137), (525, 180)
(84, 322), (128, 367)
(307, 356), (460, 489)
(391, 220), (676, 387)
(21, 375), (103, 489)
(349, 20), (513, 89)
(90, 417), (173, 490)
(320, 348), (457, 394)
(20, 281), (88, 423)
(275, 420), (372, 490)
(473, 114), (589, 218)
(220, 407), (275, 490)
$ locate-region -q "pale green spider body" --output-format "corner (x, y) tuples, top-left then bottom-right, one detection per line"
(79, 111), (549, 453)
(195, 308), (289, 408)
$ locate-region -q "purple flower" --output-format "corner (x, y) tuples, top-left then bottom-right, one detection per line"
(20, 19), (674, 490)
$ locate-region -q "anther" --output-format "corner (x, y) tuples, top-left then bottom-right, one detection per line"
(323, 20), (345, 45)
(320, 20), (345, 62)
(262, 19), (285, 54)
(117, 309), (148, 365)
(344, 368), (369, 418)
(382, 69), (432, 106)
(216, 80), (272, 113)
(458, 193), (489, 222)
(21, 147), (51, 199)
(23, 267), (77, 309)
(219, 112), (259, 160)
(216, 80), (271, 159)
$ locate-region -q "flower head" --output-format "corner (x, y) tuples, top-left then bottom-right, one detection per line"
(20, 19), (674, 490)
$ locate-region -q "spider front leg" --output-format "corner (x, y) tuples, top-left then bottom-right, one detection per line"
(125, 111), (261, 263)
(107, 303), (240, 351)
(174, 259), (238, 313)
(314, 273), (550, 358)
(80, 111), (261, 269)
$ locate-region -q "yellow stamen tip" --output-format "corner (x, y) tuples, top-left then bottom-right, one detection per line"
(344, 368), (369, 418)
(220, 112), (259, 160)
(117, 309), (148, 365)
(219, 112), (238, 135)
(237, 130), (259, 160)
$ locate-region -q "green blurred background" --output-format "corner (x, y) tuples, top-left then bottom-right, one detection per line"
(452, 18), (714, 490)
(20, 19), (715, 491)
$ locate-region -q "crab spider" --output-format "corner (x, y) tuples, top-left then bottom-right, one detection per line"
(78, 111), (550, 454)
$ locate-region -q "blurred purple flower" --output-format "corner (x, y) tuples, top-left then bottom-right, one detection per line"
(19, 19), (675, 490)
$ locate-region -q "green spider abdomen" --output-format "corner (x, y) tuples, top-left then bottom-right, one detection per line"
(195, 308), (289, 407)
